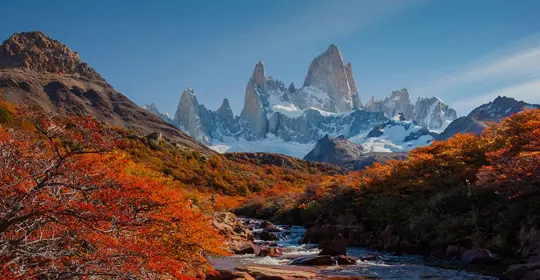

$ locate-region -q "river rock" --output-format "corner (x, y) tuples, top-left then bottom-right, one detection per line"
(319, 233), (347, 256)
(524, 269), (540, 280)
(506, 264), (532, 280)
(260, 231), (279, 241)
(446, 245), (466, 259)
(236, 265), (319, 280)
(336, 255), (357, 265)
(461, 248), (499, 264)
(206, 269), (255, 280)
(232, 241), (255, 255)
(212, 212), (254, 254)
(258, 247), (283, 257)
(289, 255), (333, 266)
(505, 260), (540, 280)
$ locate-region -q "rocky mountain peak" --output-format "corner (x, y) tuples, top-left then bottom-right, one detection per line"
(174, 87), (208, 142)
(142, 103), (172, 124)
(304, 134), (364, 165)
(240, 62), (269, 138)
(0, 31), (104, 82)
(302, 44), (354, 113)
(144, 103), (159, 112)
(252, 60), (266, 87)
(345, 62), (358, 93)
(412, 96), (457, 131)
(390, 88), (410, 104)
(216, 98), (234, 126)
(288, 82), (296, 93)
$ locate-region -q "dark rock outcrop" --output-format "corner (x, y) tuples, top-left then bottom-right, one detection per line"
(303, 135), (406, 170)
(212, 212), (254, 254)
(461, 248), (499, 264)
(289, 255), (333, 266)
(439, 96), (539, 140)
(335, 255), (357, 265)
(206, 270), (255, 280)
(319, 233), (347, 256)
(257, 247), (282, 257)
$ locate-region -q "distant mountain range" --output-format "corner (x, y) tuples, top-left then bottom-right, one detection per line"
(1, 31), (535, 167)
(144, 45), (462, 158)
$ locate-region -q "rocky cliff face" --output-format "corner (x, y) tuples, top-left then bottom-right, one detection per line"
(439, 96), (539, 140)
(216, 98), (234, 128)
(0, 31), (209, 152)
(239, 61), (269, 139)
(159, 44), (461, 158)
(295, 45), (357, 113)
(0, 31), (104, 82)
(364, 89), (457, 131)
(412, 97), (457, 131)
(365, 88), (414, 120)
(174, 87), (209, 143)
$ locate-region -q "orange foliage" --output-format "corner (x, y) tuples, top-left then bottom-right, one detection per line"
(0, 108), (226, 279)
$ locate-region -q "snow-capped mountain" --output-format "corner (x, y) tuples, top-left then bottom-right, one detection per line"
(304, 135), (406, 170)
(145, 45), (458, 158)
(365, 90), (457, 131)
(412, 97), (457, 131)
(439, 96), (539, 140)
(142, 103), (173, 124)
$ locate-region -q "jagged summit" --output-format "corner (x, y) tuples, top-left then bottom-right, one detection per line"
(151, 44), (462, 157)
(0, 31), (104, 82)
(252, 61), (266, 87)
(300, 44), (355, 112)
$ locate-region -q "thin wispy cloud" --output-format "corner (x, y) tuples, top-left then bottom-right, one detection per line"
(225, 0), (424, 53)
(412, 34), (540, 114)
(452, 78), (540, 112)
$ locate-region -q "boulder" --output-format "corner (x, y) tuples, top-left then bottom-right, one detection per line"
(258, 247), (283, 257)
(212, 212), (254, 254)
(206, 270), (255, 280)
(232, 241), (255, 255)
(446, 245), (465, 259)
(319, 233), (347, 256)
(506, 264), (531, 280)
(260, 231), (279, 241)
(263, 224), (281, 233)
(213, 212), (254, 241)
(289, 255), (333, 266)
(524, 270), (540, 280)
(461, 248), (499, 264)
(505, 261), (540, 280)
(335, 255), (357, 265)
(236, 265), (319, 280)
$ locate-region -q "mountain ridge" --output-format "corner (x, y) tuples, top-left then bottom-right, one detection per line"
(156, 44), (458, 158)
(0, 31), (209, 152)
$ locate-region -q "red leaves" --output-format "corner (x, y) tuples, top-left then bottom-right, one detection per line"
(1, 109), (226, 279)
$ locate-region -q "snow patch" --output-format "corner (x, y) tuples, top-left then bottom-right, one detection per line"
(209, 135), (315, 158)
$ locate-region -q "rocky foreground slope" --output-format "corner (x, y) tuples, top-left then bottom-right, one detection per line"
(0, 31), (208, 152)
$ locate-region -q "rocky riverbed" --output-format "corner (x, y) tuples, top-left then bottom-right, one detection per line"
(209, 213), (499, 279)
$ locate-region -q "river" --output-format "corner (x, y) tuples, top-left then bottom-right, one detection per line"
(210, 219), (499, 279)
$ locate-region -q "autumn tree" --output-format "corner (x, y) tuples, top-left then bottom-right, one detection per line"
(0, 108), (226, 279)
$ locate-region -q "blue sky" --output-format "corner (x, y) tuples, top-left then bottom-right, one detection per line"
(2, 0), (540, 116)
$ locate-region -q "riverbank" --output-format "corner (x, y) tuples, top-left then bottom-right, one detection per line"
(209, 214), (498, 279)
